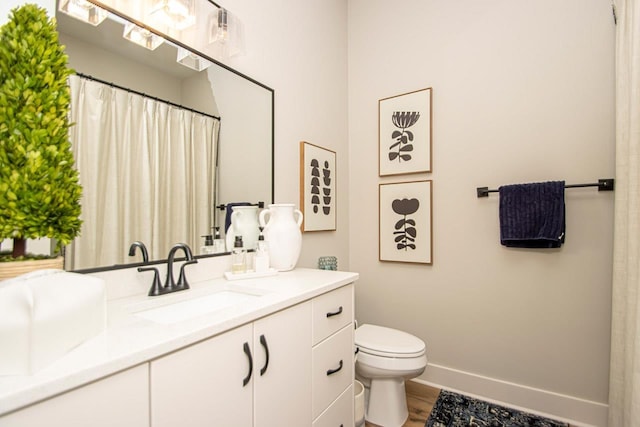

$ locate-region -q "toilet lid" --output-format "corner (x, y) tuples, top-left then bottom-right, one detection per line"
(355, 324), (425, 358)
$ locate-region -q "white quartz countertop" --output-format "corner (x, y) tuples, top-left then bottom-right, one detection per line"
(0, 268), (358, 415)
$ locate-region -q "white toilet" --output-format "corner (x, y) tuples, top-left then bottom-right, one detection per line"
(355, 324), (427, 427)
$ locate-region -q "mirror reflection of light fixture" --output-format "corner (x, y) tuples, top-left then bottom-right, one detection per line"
(208, 7), (245, 59)
(148, 0), (195, 31)
(58, 0), (108, 26)
(123, 23), (164, 50)
(210, 7), (228, 44)
(176, 47), (212, 72)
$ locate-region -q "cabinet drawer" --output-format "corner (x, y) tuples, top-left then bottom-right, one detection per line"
(313, 284), (353, 345)
(312, 324), (353, 419)
(313, 384), (353, 427)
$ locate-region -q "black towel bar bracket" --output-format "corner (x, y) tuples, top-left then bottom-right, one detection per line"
(216, 201), (265, 210)
(476, 178), (615, 198)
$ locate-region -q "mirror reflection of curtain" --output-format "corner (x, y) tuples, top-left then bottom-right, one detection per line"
(65, 75), (219, 270)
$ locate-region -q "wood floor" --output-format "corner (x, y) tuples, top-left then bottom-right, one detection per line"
(364, 381), (440, 427)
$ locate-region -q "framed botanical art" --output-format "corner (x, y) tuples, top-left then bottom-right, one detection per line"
(378, 87), (432, 176)
(379, 180), (432, 264)
(300, 141), (337, 232)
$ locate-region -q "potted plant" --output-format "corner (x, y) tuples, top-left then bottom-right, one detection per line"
(0, 4), (82, 279)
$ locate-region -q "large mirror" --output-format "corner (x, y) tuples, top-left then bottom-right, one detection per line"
(56, 2), (273, 271)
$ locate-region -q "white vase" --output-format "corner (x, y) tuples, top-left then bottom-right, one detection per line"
(258, 204), (303, 271)
(226, 206), (260, 252)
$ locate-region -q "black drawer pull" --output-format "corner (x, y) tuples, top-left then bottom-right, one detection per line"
(242, 342), (253, 387)
(259, 334), (270, 376)
(326, 306), (343, 318)
(326, 359), (343, 376)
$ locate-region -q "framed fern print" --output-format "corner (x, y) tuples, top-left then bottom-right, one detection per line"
(379, 180), (432, 264)
(378, 88), (432, 176)
(300, 141), (337, 232)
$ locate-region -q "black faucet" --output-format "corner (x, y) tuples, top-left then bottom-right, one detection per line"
(128, 241), (149, 263)
(138, 243), (198, 297)
(164, 243), (198, 292)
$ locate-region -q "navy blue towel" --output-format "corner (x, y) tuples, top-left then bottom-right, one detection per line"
(224, 202), (252, 233)
(499, 181), (566, 248)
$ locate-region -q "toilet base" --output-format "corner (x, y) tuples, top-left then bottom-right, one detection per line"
(364, 377), (408, 427)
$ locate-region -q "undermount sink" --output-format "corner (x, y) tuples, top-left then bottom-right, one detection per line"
(132, 290), (262, 325)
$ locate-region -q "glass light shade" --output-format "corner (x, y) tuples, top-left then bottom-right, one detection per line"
(176, 47), (212, 72)
(148, 0), (195, 31)
(207, 7), (245, 59)
(58, 0), (108, 26)
(123, 23), (164, 50)
(209, 7), (228, 44)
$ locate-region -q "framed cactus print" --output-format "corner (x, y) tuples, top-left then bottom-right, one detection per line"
(378, 88), (432, 176)
(300, 141), (337, 232)
(379, 180), (432, 264)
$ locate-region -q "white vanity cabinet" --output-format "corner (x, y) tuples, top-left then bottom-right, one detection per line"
(0, 364), (149, 427)
(150, 300), (312, 427)
(311, 284), (355, 426)
(0, 271), (359, 427)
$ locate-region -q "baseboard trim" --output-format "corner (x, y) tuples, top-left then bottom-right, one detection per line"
(416, 363), (607, 427)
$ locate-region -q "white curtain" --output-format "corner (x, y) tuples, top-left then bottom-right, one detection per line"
(65, 75), (219, 270)
(609, 0), (640, 425)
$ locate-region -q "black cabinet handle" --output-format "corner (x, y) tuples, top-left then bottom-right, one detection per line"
(242, 342), (253, 387)
(326, 359), (343, 376)
(326, 306), (343, 318)
(259, 334), (270, 376)
(354, 347), (359, 355)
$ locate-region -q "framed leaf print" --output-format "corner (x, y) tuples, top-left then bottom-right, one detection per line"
(378, 88), (432, 176)
(300, 141), (337, 232)
(379, 180), (432, 264)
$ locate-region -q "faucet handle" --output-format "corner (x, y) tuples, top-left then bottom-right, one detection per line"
(176, 259), (198, 290)
(138, 266), (163, 296)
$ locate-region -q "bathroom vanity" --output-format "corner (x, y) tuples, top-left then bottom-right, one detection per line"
(0, 267), (357, 427)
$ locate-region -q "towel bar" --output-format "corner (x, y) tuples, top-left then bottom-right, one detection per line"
(476, 178), (615, 198)
(217, 201), (265, 210)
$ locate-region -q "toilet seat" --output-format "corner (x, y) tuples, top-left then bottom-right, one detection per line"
(355, 324), (425, 358)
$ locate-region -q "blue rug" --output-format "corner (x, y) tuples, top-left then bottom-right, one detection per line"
(426, 390), (569, 427)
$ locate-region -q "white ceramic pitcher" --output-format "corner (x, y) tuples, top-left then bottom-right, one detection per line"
(226, 206), (260, 252)
(258, 204), (303, 271)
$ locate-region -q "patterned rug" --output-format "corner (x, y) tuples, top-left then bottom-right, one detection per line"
(425, 390), (569, 427)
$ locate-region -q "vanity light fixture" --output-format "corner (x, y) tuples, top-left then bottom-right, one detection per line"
(148, 0), (196, 31)
(123, 22), (165, 50)
(58, 0), (108, 26)
(176, 46), (212, 71)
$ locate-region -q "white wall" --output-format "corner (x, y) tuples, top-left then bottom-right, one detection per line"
(1, 0), (52, 24)
(348, 0), (615, 425)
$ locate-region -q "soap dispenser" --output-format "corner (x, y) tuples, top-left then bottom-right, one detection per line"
(212, 226), (225, 254)
(254, 227), (270, 273)
(200, 234), (214, 255)
(231, 235), (246, 274)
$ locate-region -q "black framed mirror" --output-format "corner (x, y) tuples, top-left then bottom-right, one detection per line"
(56, 1), (274, 272)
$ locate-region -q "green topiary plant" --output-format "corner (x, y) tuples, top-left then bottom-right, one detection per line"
(0, 4), (81, 261)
